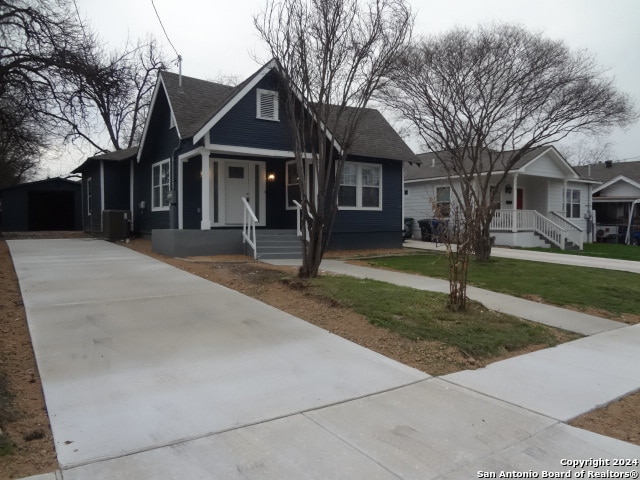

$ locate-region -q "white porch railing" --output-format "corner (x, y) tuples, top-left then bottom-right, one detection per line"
(292, 200), (312, 240)
(242, 196), (258, 258)
(548, 211), (584, 250)
(490, 209), (568, 249)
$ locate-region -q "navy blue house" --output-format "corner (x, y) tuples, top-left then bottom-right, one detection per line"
(74, 60), (417, 257)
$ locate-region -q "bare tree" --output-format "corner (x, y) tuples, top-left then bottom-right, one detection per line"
(1, 0), (167, 183)
(0, 0), (84, 182)
(384, 24), (636, 268)
(255, 0), (413, 278)
(559, 136), (615, 166)
(49, 36), (167, 153)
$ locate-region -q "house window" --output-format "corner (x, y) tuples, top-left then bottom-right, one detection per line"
(435, 186), (450, 217)
(338, 162), (382, 210)
(256, 89), (279, 121)
(565, 188), (581, 218)
(152, 159), (170, 211)
(286, 161), (301, 208)
(87, 177), (92, 215)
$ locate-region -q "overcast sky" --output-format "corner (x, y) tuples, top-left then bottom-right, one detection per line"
(45, 0), (640, 177)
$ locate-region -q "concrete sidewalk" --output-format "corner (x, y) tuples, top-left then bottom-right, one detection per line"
(270, 259), (625, 336)
(404, 238), (640, 274)
(10, 239), (640, 479)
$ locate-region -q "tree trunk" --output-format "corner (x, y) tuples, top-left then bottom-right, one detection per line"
(298, 216), (324, 278)
(473, 219), (493, 262)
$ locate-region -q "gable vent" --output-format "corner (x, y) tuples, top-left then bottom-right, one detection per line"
(257, 89), (279, 121)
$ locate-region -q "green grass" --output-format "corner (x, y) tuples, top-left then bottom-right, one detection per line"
(366, 253), (640, 316)
(311, 275), (567, 358)
(524, 242), (640, 262)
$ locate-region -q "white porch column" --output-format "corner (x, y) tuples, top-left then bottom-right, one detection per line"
(201, 152), (211, 229)
(511, 173), (518, 233)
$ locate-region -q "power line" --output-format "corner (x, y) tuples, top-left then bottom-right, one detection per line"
(150, 0), (180, 59)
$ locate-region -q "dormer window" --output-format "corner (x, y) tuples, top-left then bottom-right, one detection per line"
(256, 89), (279, 121)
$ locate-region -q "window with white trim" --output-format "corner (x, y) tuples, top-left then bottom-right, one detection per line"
(338, 162), (382, 209)
(256, 89), (279, 121)
(152, 159), (170, 211)
(286, 161), (301, 208)
(565, 188), (581, 218)
(435, 186), (450, 217)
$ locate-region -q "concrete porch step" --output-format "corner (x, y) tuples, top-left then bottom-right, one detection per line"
(253, 230), (302, 260)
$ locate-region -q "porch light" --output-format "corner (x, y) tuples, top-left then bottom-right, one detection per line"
(505, 185), (513, 194)
(267, 172), (276, 182)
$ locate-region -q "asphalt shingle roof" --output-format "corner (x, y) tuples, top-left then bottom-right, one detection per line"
(72, 146), (139, 173)
(161, 68), (416, 163)
(574, 160), (640, 184)
(405, 147), (557, 181)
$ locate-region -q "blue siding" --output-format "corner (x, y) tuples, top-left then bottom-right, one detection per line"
(104, 162), (130, 210)
(332, 157), (403, 235)
(211, 72), (295, 152)
(135, 88), (179, 233)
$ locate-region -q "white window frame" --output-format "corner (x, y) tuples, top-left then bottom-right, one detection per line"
(435, 186), (451, 217)
(285, 159), (318, 210)
(256, 89), (279, 121)
(338, 162), (383, 211)
(152, 159), (171, 212)
(565, 187), (581, 218)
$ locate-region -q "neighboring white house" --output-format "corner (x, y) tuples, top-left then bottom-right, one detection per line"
(574, 160), (640, 244)
(404, 146), (598, 250)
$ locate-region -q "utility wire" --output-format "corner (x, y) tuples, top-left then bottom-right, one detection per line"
(151, 0), (180, 59)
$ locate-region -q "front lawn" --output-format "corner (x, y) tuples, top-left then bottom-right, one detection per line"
(311, 275), (574, 358)
(365, 253), (640, 317)
(525, 242), (640, 262)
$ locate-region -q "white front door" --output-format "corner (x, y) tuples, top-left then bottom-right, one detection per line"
(224, 162), (250, 225)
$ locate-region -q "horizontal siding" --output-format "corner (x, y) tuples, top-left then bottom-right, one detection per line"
(333, 158), (403, 234)
(524, 154), (566, 178)
(211, 72), (295, 152)
(104, 162), (131, 211)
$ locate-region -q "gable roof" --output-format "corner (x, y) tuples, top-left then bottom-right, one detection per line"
(405, 146), (578, 181)
(72, 146), (138, 173)
(140, 61), (416, 163)
(574, 160), (640, 184)
(324, 105), (416, 163)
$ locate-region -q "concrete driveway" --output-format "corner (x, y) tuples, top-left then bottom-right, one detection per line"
(9, 239), (640, 479)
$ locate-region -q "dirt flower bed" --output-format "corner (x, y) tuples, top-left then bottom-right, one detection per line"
(0, 233), (638, 478)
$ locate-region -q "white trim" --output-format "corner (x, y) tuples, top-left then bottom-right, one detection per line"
(592, 175), (640, 194)
(208, 143), (309, 158)
(151, 159), (171, 211)
(193, 60), (343, 155)
(210, 159), (266, 227)
(193, 61), (277, 143)
(338, 161), (383, 211)
(285, 159), (317, 210)
(137, 75), (181, 162)
(256, 88), (279, 121)
(519, 146), (579, 179)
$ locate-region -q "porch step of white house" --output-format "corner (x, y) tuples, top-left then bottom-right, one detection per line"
(533, 232), (580, 251)
(252, 230), (302, 260)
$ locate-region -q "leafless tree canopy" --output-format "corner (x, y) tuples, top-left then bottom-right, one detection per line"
(384, 23), (636, 264)
(0, 0), (167, 185)
(255, 0), (412, 277)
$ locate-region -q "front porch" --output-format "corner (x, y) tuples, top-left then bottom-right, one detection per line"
(490, 209), (584, 250)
